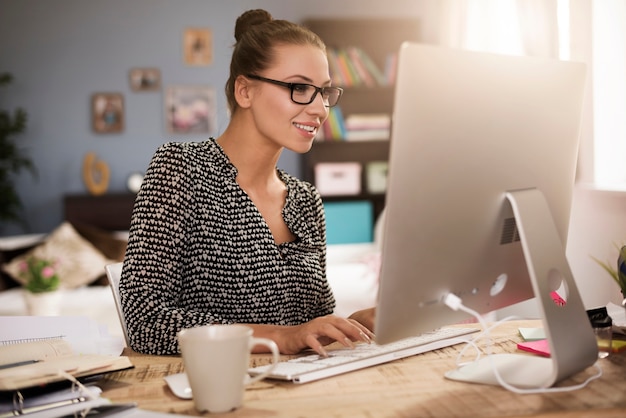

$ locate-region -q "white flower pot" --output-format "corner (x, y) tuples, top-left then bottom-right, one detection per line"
(23, 290), (62, 316)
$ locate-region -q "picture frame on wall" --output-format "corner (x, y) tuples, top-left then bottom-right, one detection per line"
(129, 68), (161, 91)
(165, 85), (216, 134)
(91, 93), (124, 134)
(183, 28), (212, 66)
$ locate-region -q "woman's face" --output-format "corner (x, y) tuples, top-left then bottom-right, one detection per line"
(248, 43), (332, 154)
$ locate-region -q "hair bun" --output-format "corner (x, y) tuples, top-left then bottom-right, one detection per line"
(234, 9), (273, 42)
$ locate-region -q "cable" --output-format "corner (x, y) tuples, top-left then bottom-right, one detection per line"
(443, 293), (603, 394)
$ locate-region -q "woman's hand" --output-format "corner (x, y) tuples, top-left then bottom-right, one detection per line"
(248, 315), (375, 357)
(285, 315), (375, 357)
(348, 307), (376, 332)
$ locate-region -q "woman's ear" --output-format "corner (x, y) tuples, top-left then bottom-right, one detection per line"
(234, 75), (252, 109)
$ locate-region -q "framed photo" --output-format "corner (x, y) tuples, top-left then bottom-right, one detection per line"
(183, 28), (212, 66)
(91, 93), (124, 134)
(165, 85), (216, 134)
(129, 67), (161, 91)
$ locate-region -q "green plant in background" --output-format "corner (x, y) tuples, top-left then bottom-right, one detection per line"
(20, 257), (61, 293)
(592, 244), (626, 299)
(618, 245), (626, 301)
(0, 72), (35, 228)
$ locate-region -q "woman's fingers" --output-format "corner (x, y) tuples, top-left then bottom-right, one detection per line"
(299, 315), (373, 355)
(348, 307), (377, 334)
(305, 333), (329, 357)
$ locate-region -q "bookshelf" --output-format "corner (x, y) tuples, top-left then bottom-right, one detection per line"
(301, 18), (420, 223)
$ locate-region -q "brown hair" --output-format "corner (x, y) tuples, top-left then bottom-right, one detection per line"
(225, 9), (326, 114)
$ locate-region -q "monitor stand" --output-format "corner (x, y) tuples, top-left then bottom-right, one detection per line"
(445, 188), (598, 388)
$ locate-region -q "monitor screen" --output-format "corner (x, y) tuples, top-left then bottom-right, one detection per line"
(375, 43), (588, 346)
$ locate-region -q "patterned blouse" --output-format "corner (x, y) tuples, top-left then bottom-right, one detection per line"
(119, 139), (335, 355)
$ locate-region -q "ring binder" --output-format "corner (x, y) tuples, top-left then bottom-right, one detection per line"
(1, 384), (103, 417)
(12, 391), (23, 415)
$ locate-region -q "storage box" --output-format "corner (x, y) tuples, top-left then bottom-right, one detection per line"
(314, 162), (362, 196)
(366, 161), (388, 194)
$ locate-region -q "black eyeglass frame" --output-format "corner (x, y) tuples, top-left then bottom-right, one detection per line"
(246, 74), (343, 108)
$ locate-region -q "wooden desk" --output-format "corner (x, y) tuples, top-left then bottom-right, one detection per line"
(99, 321), (626, 417)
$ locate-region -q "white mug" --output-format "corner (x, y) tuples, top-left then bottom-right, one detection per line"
(177, 324), (279, 413)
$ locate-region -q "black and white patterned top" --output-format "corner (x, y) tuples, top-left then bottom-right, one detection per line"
(119, 139), (335, 355)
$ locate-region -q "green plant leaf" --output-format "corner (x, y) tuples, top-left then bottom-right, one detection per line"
(0, 72), (35, 228)
(618, 246), (626, 294)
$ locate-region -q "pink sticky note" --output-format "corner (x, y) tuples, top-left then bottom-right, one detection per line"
(517, 339), (551, 357)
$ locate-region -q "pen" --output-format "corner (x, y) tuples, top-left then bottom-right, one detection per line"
(0, 360), (39, 370)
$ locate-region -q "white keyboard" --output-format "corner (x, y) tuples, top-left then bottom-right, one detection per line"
(248, 327), (478, 384)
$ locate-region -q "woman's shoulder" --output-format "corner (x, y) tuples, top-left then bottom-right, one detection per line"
(155, 139), (217, 158)
(153, 139), (230, 170)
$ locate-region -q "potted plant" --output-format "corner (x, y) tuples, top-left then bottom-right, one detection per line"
(0, 72), (36, 231)
(19, 256), (62, 315)
(592, 245), (626, 307)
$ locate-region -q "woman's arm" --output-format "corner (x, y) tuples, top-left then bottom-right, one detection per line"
(120, 143), (224, 354)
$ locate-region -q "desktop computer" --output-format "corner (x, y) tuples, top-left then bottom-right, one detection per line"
(375, 43), (598, 388)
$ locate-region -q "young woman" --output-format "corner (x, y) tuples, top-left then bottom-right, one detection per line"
(120, 9), (375, 356)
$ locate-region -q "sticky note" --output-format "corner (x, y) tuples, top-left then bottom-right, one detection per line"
(517, 339), (550, 357)
(518, 327), (546, 341)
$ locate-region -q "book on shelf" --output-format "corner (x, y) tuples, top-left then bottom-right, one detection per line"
(326, 48), (344, 86)
(384, 52), (399, 85)
(345, 129), (390, 141)
(319, 111), (392, 142)
(346, 47), (376, 87)
(319, 106), (346, 141)
(335, 49), (359, 86)
(327, 47), (388, 87)
(352, 47), (387, 86)
(344, 113), (390, 130)
(344, 113), (391, 141)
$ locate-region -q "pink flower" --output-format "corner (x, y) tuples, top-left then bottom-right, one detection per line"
(41, 266), (55, 279)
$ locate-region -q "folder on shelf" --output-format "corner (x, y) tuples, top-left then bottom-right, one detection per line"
(324, 201), (374, 245)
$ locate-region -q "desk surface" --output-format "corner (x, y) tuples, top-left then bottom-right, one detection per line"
(99, 320), (626, 418)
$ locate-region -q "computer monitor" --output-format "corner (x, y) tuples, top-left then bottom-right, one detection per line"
(375, 43), (598, 388)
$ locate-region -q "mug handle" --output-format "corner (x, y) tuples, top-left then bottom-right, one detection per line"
(246, 337), (280, 385)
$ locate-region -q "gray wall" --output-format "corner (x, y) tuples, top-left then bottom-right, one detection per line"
(0, 0), (437, 236)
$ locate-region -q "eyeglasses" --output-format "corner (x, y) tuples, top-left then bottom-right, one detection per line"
(246, 74), (343, 108)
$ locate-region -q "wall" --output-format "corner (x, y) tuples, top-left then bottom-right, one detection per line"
(1, 0), (623, 310)
(566, 0), (626, 310)
(0, 0), (438, 236)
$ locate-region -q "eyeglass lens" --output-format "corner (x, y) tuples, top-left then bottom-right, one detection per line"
(291, 84), (342, 107)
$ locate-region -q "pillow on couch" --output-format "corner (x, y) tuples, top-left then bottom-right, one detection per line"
(71, 221), (128, 286)
(2, 222), (117, 289)
(71, 221), (127, 262)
